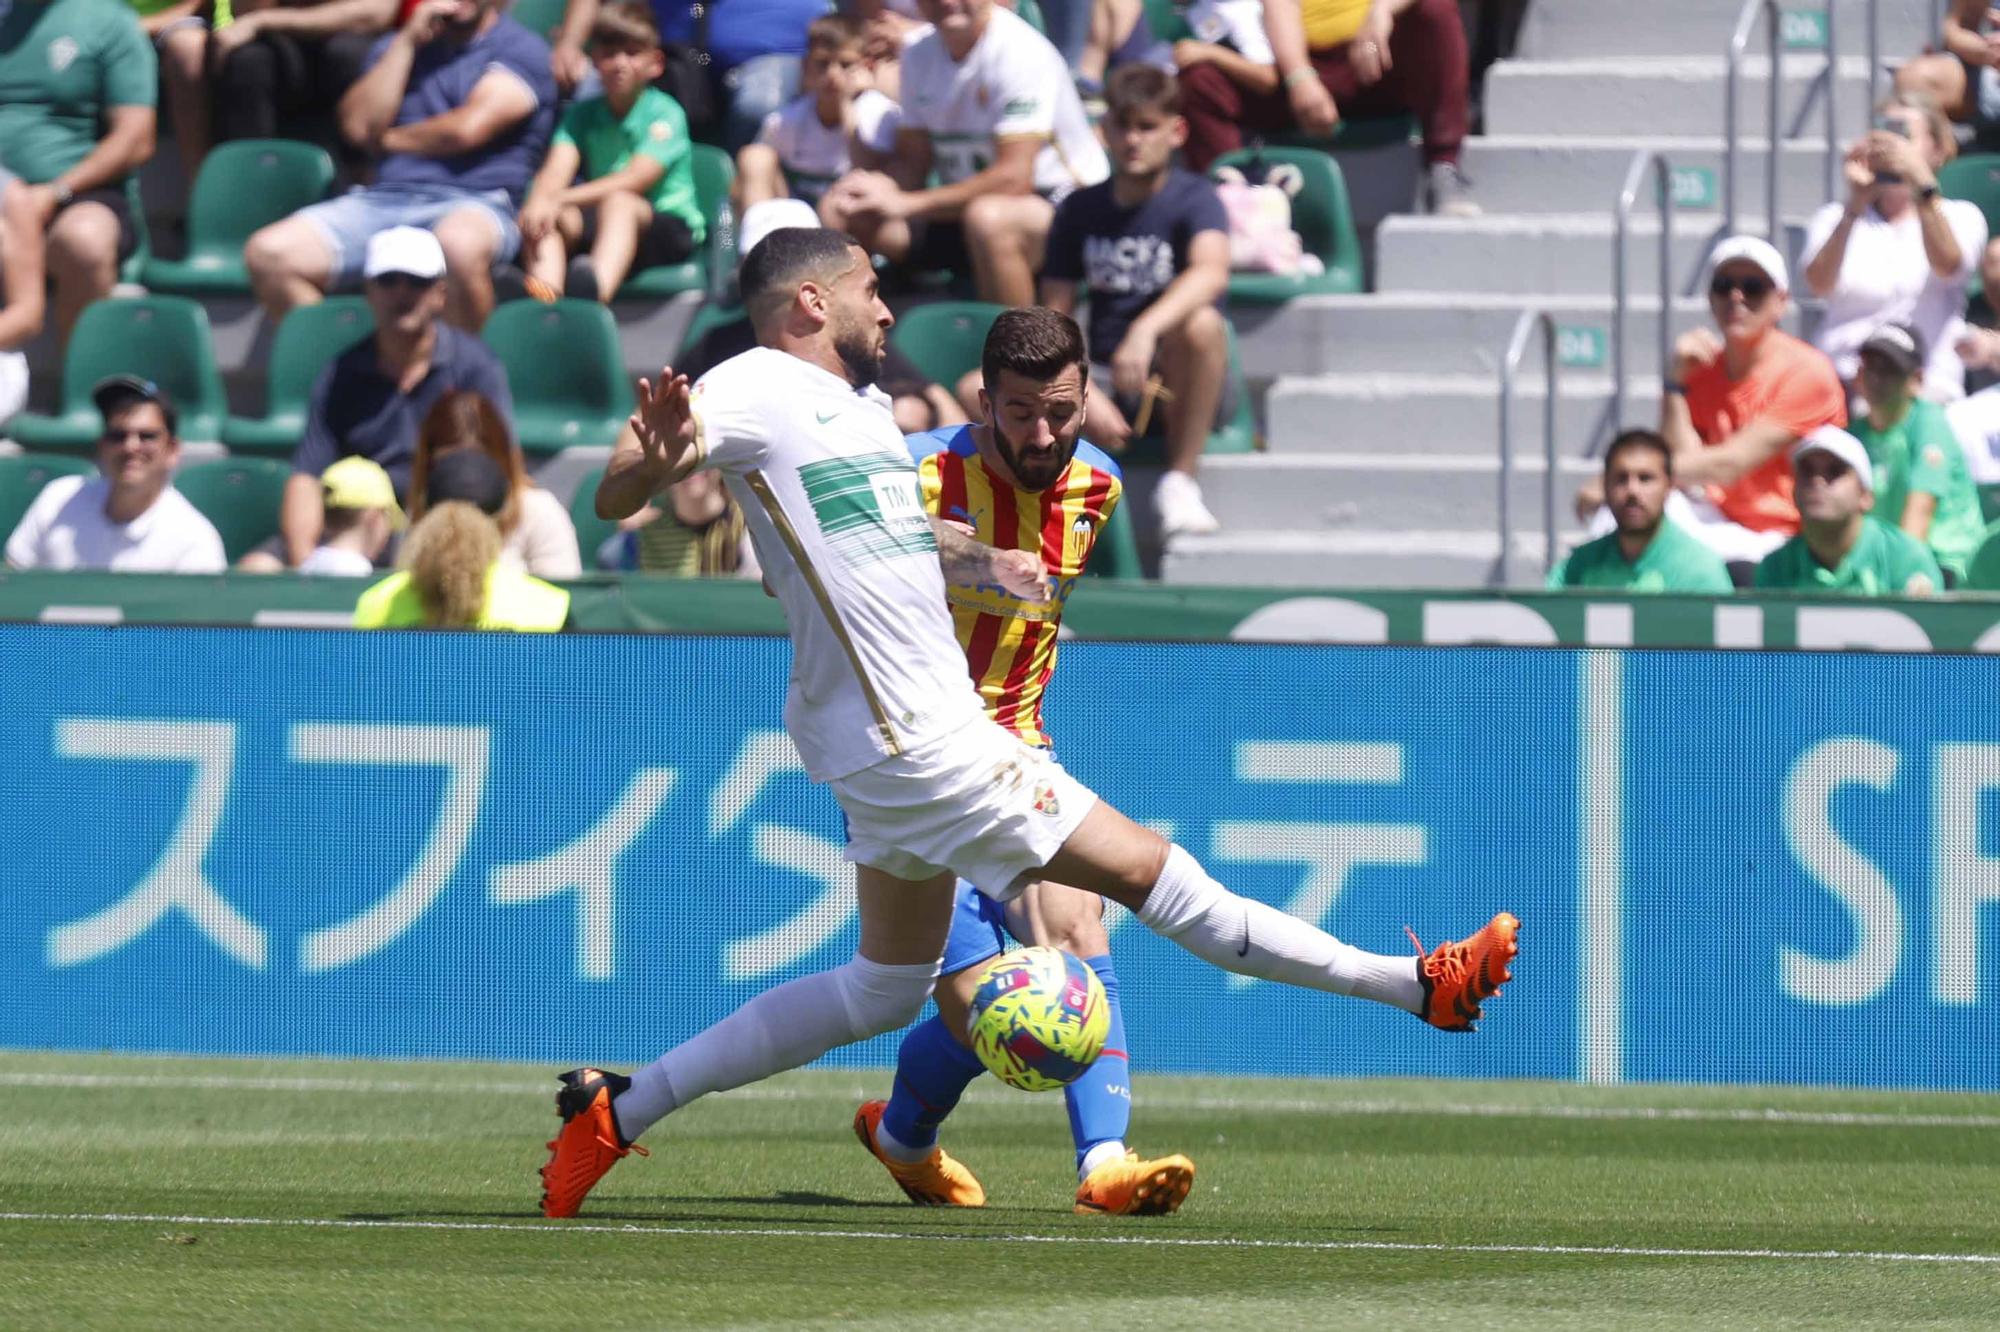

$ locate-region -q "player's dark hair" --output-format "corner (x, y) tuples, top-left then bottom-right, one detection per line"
(981, 307), (1088, 394)
(589, 1), (660, 52)
(740, 227), (863, 330)
(1105, 63), (1181, 119)
(1603, 427), (1673, 476)
(806, 13), (866, 54)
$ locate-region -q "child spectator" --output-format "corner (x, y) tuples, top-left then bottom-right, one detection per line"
(1041, 64), (1231, 538)
(518, 1), (705, 302)
(736, 15), (901, 216)
(299, 456), (405, 576)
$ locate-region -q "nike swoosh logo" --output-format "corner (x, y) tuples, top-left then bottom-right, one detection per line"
(816, 410), (840, 424)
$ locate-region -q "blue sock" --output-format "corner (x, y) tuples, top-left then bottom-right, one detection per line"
(1065, 953), (1132, 1176)
(879, 1013), (986, 1151)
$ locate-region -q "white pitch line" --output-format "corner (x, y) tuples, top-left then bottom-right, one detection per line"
(4, 1070), (1998, 1130)
(0, 1211), (1995, 1267)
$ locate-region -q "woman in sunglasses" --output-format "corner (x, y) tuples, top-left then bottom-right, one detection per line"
(1801, 92), (1988, 402)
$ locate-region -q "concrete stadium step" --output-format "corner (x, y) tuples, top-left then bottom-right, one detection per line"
(1484, 57), (1879, 140)
(1372, 212), (1808, 299)
(1262, 371), (1648, 455)
(1233, 293), (1714, 379)
(1196, 452), (1601, 532)
(1157, 530), (1568, 589)
(1516, 0), (1931, 62)
(1460, 135), (1838, 216)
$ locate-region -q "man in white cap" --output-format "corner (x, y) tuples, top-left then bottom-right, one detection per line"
(1754, 424), (1942, 594)
(261, 226), (513, 570)
(1579, 234), (1848, 573)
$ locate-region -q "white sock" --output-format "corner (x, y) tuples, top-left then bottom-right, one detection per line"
(1136, 844), (1424, 1013)
(614, 956), (939, 1143)
(1078, 1140), (1128, 1181)
(872, 1120), (933, 1164)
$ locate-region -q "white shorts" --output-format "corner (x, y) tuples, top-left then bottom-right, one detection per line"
(834, 719), (1099, 902)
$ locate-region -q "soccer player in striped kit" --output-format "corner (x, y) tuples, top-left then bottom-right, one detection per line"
(851, 306), (1194, 1216)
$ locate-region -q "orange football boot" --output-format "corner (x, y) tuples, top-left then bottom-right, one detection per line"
(852, 1100), (986, 1207)
(1410, 911), (1520, 1031)
(1073, 1151), (1196, 1216)
(539, 1067), (648, 1218)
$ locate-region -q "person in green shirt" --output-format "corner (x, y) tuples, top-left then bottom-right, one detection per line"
(1755, 425), (1944, 595)
(1547, 428), (1736, 593)
(0, 0), (157, 344)
(516, 0), (704, 302)
(1850, 321), (1986, 582)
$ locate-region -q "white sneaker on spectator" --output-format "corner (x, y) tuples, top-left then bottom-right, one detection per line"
(1154, 471), (1220, 537)
(1425, 163), (1480, 217)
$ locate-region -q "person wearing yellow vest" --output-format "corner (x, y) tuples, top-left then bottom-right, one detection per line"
(1176, 0), (1476, 215)
(354, 447), (572, 630)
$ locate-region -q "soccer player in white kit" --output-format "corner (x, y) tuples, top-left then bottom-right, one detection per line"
(542, 228), (1519, 1217)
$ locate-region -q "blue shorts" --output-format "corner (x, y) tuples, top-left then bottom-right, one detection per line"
(297, 182), (522, 286)
(941, 879), (1012, 976)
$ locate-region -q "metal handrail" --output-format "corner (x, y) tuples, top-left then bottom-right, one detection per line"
(1726, 2), (1846, 240)
(1498, 310), (1561, 585)
(1611, 151), (1677, 435)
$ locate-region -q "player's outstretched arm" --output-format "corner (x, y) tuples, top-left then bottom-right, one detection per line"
(929, 516), (1050, 602)
(596, 371), (700, 521)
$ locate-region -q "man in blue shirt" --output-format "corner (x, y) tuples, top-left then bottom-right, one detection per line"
(245, 0), (557, 330)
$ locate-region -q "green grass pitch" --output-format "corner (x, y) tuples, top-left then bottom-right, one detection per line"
(1, 1050), (1995, 1329)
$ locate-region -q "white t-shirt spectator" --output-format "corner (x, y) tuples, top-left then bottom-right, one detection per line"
(1804, 198), (1989, 400)
(5, 475), (226, 572)
(499, 485), (583, 579)
(757, 91), (903, 202)
(899, 6), (1109, 198)
(298, 545), (377, 576)
(1946, 383), (2000, 485)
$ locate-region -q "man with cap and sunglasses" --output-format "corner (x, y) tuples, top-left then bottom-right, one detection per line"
(1849, 321), (1984, 583)
(1754, 424), (1943, 595)
(4, 376), (225, 573)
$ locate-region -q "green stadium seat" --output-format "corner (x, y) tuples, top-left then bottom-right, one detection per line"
(511, 0), (569, 40)
(1013, 0), (1048, 36)
(674, 297), (746, 361)
(223, 297), (374, 457)
(569, 466), (621, 569)
(1941, 154), (2000, 241)
(619, 144), (737, 299)
(143, 141), (336, 295)
(9, 297), (230, 452)
(1265, 115), (1421, 152)
(0, 454), (95, 546)
(119, 176), (151, 287)
(1141, 0), (1192, 42)
(173, 456), (291, 563)
(1978, 481), (2000, 527)
(1088, 496), (1143, 580)
(484, 298), (636, 455)
(1211, 147), (1364, 300)
(887, 300), (1006, 392)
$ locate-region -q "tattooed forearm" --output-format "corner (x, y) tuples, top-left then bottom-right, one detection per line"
(930, 516), (993, 587)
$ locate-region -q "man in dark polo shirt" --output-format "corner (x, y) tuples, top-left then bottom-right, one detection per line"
(277, 226), (512, 567)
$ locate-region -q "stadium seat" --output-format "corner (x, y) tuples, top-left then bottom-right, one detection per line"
(887, 300), (1005, 392)
(1014, 0), (1048, 36)
(173, 456), (291, 563)
(1941, 154), (2000, 240)
(9, 297), (229, 451)
(119, 176), (152, 287)
(569, 466), (621, 570)
(511, 0), (568, 40)
(143, 141), (337, 295)
(222, 297), (374, 457)
(0, 454), (95, 546)
(619, 144), (737, 300)
(484, 298), (636, 456)
(1264, 115), (1421, 152)
(1210, 147), (1364, 300)
(1141, 0), (1191, 42)
(674, 297), (746, 360)
(1124, 320), (1259, 456)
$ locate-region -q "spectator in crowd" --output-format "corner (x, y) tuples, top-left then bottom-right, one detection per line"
(550, 0), (826, 153)
(1579, 236), (1847, 572)
(207, 0), (398, 152)
(1755, 426), (1942, 596)
(1954, 238), (2000, 395)
(518, 2), (703, 302)
(299, 455), (405, 575)
(1894, 1), (2000, 155)
(849, 0), (927, 102)
(1547, 429), (1734, 593)
(1848, 323), (1985, 583)
(822, 0), (1109, 307)
(130, 0), (212, 180)
(1177, 0), (1476, 215)
(244, 0), (557, 331)
(607, 468), (762, 575)
(355, 447), (571, 629)
(0, 0), (158, 345)
(1078, 0), (1274, 112)
(1801, 93), (1985, 401)
(1041, 65), (1230, 538)
(736, 15), (899, 215)
(4, 377), (225, 573)
(262, 227), (513, 570)
(0, 174), (47, 431)
(409, 389), (581, 577)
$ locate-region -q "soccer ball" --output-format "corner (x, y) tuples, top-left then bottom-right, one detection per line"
(965, 946), (1109, 1093)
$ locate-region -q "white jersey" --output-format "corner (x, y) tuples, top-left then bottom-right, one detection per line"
(757, 91), (903, 204)
(898, 6), (1109, 198)
(689, 347), (987, 781)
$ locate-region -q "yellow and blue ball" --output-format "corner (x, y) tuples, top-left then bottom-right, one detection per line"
(965, 946), (1110, 1093)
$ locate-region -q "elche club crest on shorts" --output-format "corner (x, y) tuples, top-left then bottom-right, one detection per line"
(1032, 781), (1060, 818)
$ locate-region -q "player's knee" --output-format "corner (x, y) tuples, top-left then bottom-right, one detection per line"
(836, 955), (939, 1039)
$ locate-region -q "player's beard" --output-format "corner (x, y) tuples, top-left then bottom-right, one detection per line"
(992, 420), (1077, 492)
(832, 318), (885, 389)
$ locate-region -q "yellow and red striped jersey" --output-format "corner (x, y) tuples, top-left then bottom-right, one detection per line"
(909, 425), (1123, 748)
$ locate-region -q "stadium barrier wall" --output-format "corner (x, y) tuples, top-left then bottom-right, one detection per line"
(4, 625), (1996, 1090)
(11, 570), (2000, 650)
